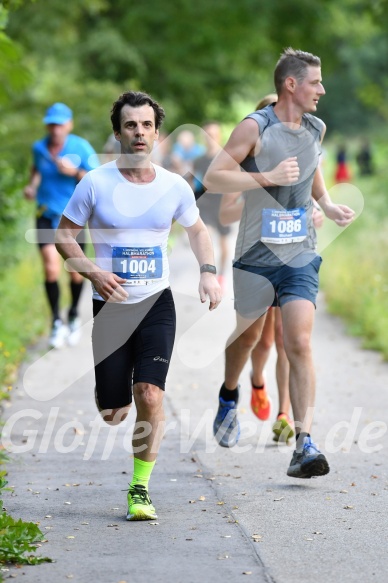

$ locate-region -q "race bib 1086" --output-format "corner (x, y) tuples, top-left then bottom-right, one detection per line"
(261, 208), (307, 244)
(112, 246), (163, 285)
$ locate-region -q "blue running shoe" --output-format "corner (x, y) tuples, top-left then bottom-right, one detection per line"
(213, 397), (240, 448)
(287, 436), (330, 479)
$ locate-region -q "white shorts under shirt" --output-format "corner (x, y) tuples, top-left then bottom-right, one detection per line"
(63, 161), (199, 303)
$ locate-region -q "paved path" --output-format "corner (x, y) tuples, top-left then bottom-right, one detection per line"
(2, 234), (388, 582)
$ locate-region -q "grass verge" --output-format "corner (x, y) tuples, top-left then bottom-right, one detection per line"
(0, 470), (52, 579)
(0, 246), (48, 399)
(0, 242), (52, 576)
(320, 159), (388, 358)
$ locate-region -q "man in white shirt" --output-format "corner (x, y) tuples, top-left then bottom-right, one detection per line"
(56, 91), (221, 521)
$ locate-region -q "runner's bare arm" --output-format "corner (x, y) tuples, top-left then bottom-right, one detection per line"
(184, 217), (222, 311)
(55, 157), (88, 180)
(203, 118), (299, 194)
(24, 167), (41, 200)
(55, 215), (128, 302)
(312, 166), (355, 227)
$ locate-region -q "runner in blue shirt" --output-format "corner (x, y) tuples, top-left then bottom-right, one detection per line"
(24, 103), (98, 348)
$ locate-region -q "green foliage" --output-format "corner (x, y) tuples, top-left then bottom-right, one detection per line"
(0, 461), (51, 569)
(6, 0), (387, 129)
(0, 2), (31, 105)
(0, 240), (48, 395)
(0, 500), (52, 566)
(321, 145), (388, 358)
(0, 164), (30, 275)
(0, 0), (33, 277)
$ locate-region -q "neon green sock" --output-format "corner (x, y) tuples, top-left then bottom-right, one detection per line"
(130, 458), (155, 490)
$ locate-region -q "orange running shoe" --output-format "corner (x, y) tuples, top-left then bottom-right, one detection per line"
(250, 378), (272, 421)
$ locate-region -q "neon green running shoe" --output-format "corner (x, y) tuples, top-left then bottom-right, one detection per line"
(126, 484), (157, 521)
(272, 413), (294, 443)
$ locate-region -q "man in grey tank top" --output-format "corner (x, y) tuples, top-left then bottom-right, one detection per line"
(205, 48), (355, 479)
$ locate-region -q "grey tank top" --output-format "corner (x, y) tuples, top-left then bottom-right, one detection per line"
(235, 104), (324, 267)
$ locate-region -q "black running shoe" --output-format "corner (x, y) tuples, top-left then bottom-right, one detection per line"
(287, 436), (330, 479)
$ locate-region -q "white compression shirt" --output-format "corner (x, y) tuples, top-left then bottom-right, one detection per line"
(63, 161), (199, 303)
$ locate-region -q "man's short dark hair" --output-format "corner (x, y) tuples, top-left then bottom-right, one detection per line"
(111, 91), (165, 133)
(274, 48), (321, 95)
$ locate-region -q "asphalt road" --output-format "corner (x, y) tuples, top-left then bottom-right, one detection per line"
(2, 232), (388, 583)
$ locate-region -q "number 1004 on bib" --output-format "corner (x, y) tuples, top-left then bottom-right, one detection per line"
(112, 246), (163, 281)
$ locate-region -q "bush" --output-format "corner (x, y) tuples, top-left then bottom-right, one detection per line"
(321, 157), (388, 358)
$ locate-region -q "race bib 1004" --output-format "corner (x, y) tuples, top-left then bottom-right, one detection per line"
(112, 246), (163, 285)
(261, 208), (307, 244)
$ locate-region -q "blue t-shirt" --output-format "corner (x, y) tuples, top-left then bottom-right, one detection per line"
(171, 142), (205, 161)
(33, 133), (98, 219)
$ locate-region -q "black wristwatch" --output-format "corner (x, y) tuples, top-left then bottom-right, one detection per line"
(200, 264), (217, 275)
